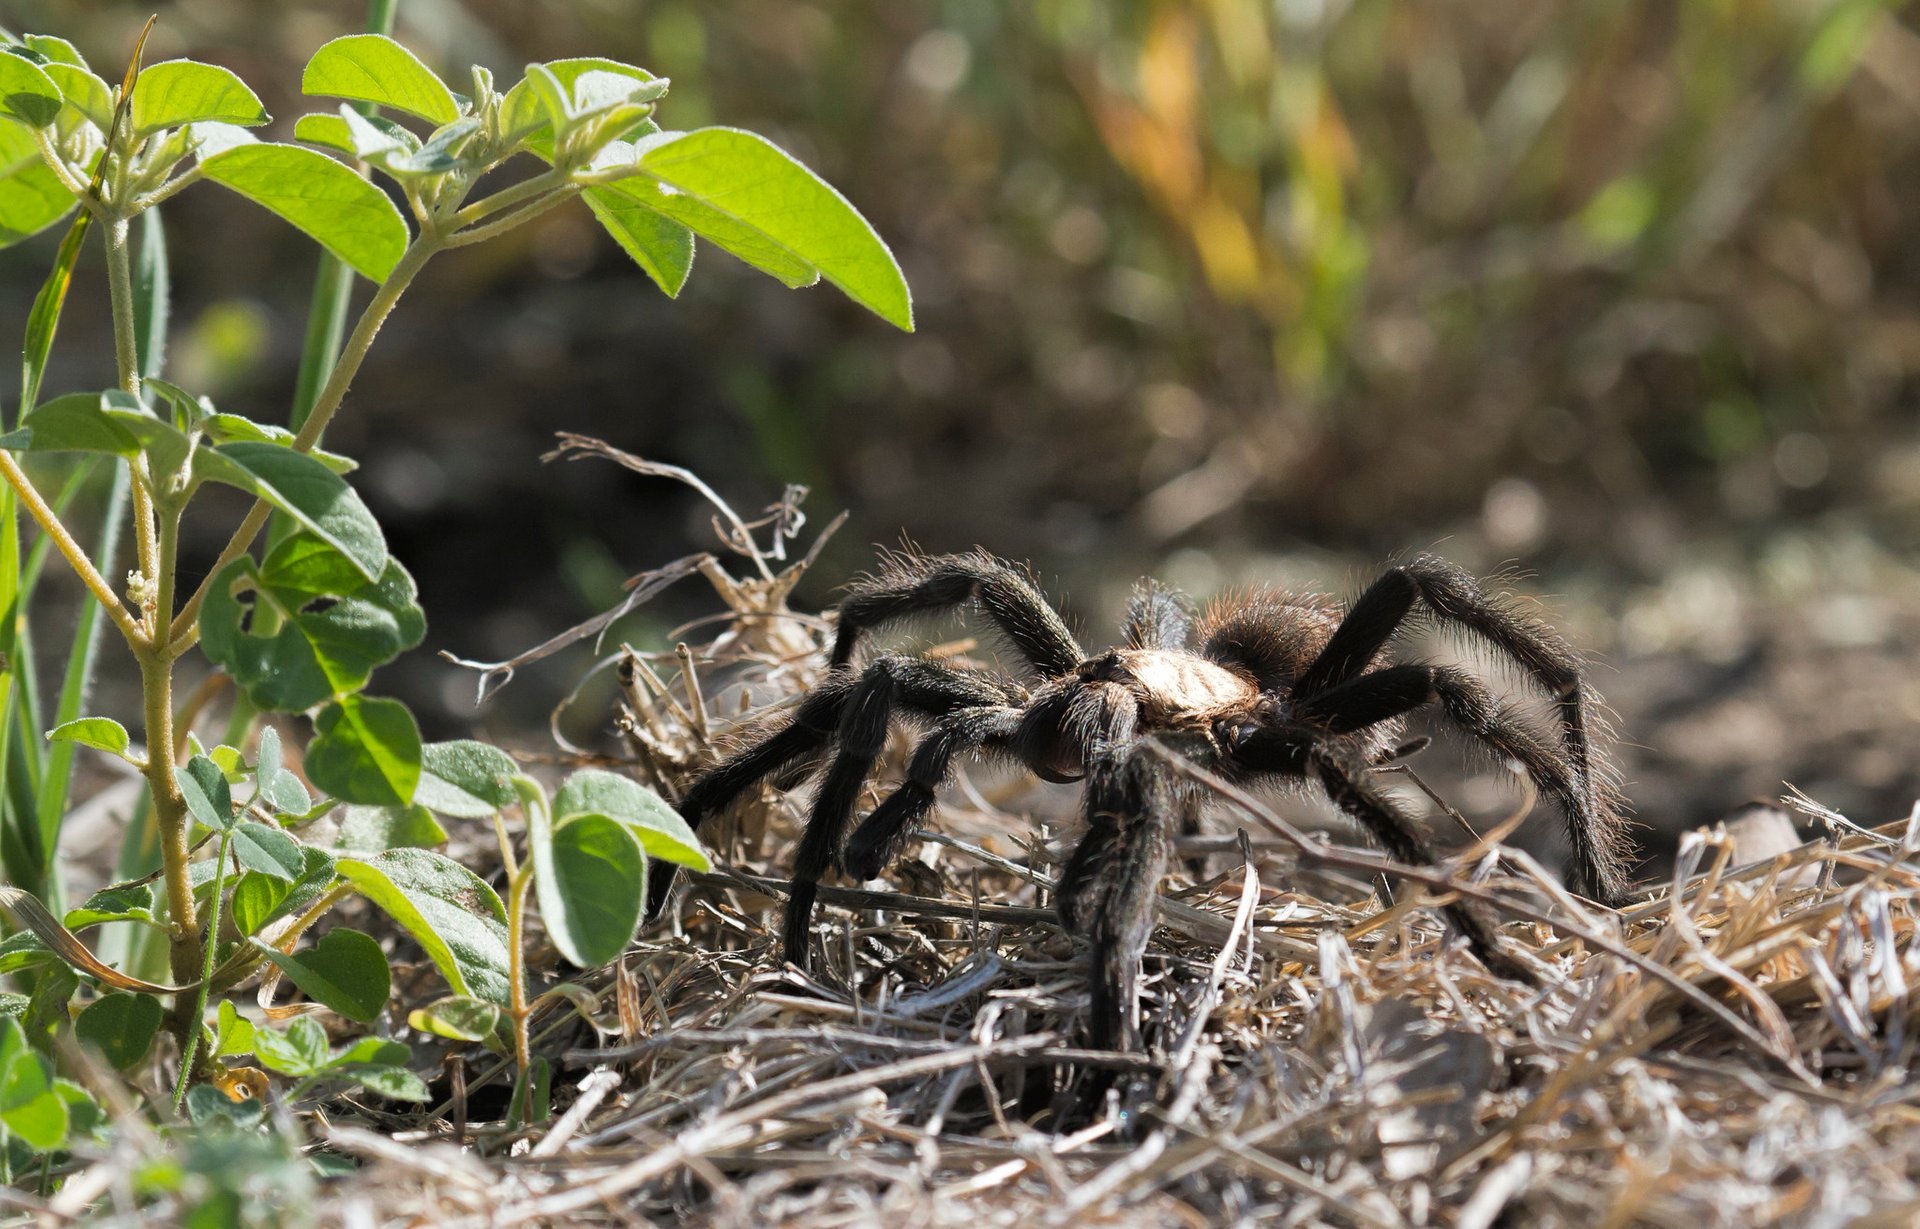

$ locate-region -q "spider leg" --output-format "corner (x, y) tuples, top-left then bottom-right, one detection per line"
(843, 705), (1025, 880)
(781, 659), (1018, 965)
(1057, 752), (1184, 1052)
(1301, 663), (1627, 902)
(1308, 747), (1534, 983)
(1122, 579), (1196, 651)
(1294, 556), (1626, 905)
(644, 672), (857, 919)
(831, 551), (1084, 676)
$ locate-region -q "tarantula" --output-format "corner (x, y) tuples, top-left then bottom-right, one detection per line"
(647, 551), (1630, 1051)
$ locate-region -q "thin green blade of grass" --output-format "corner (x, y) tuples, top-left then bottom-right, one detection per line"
(0, 201), (94, 893)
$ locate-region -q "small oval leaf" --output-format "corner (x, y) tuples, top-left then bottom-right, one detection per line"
(253, 928), (391, 1023)
(45, 717), (130, 758)
(306, 696), (422, 807)
(130, 59), (268, 136)
(536, 813), (646, 968)
(74, 993), (164, 1070)
(302, 34), (460, 126)
(199, 142), (409, 282)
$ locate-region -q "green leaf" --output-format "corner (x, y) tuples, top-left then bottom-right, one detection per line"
(623, 128), (912, 328)
(200, 548), (424, 713)
(349, 1064), (429, 1102)
(306, 696), (422, 806)
(202, 413), (357, 473)
(0, 118), (75, 247)
(333, 804), (446, 854)
(499, 57), (661, 144)
(43, 64), (109, 130)
(302, 34), (460, 126)
(21, 37), (86, 70)
(180, 754), (235, 831)
(536, 813), (646, 968)
(0, 51), (63, 127)
(64, 883), (156, 930)
(74, 993), (163, 1070)
(413, 741), (518, 818)
(292, 112), (353, 157)
(130, 59), (268, 135)
(552, 769), (709, 870)
(254, 726), (312, 815)
(253, 928), (390, 1023)
(335, 1036), (410, 1068)
(231, 822), (303, 881)
(45, 717), (129, 758)
(406, 996), (501, 1043)
(0, 391), (139, 454)
(252, 1016), (329, 1077)
(17, 191), (90, 411)
(229, 845), (336, 937)
(197, 442), (387, 582)
(582, 183), (694, 298)
(214, 1000), (254, 1058)
(200, 142), (409, 282)
(335, 848), (510, 1004)
(0, 1019), (65, 1151)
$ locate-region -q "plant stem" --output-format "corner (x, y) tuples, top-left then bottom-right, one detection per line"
(167, 236), (443, 648)
(103, 216), (159, 587)
(171, 826), (233, 1111)
(506, 860), (534, 1073)
(444, 186), (581, 250)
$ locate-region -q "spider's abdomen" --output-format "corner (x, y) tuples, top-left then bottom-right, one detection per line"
(1105, 649), (1258, 728)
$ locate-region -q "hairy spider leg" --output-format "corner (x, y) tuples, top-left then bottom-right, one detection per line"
(781, 658), (1020, 964)
(1293, 556), (1627, 905)
(644, 672), (858, 919)
(1122, 580), (1197, 651)
(843, 705), (1026, 880)
(1308, 747), (1533, 981)
(1301, 664), (1626, 901)
(1057, 738), (1191, 1053)
(830, 552), (1084, 676)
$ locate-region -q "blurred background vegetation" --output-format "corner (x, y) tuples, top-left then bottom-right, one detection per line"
(8, 0), (1920, 875)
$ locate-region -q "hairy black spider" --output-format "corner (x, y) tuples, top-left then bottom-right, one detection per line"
(646, 550), (1631, 1051)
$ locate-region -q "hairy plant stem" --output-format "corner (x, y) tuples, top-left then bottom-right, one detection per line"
(167, 235), (444, 649)
(171, 825), (233, 1112)
(103, 216), (160, 587)
(506, 860), (534, 1074)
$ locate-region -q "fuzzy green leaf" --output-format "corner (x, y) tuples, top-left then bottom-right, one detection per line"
(0, 118), (74, 246)
(253, 928), (390, 1023)
(200, 543), (424, 714)
(45, 717), (129, 758)
(552, 769), (708, 870)
(336, 848), (510, 1005)
(199, 142), (409, 282)
(74, 993), (163, 1070)
(231, 822), (303, 881)
(130, 59), (268, 136)
(536, 813), (647, 968)
(334, 804), (446, 854)
(0, 51), (63, 127)
(196, 442), (387, 582)
(413, 741), (518, 818)
(180, 754), (234, 831)
(306, 696), (422, 806)
(252, 1017), (329, 1077)
(302, 34), (459, 126)
(621, 127), (911, 329)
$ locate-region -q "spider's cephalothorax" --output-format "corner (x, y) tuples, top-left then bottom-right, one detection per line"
(647, 551), (1631, 1051)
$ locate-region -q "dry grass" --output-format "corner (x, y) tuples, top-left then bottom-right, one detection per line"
(288, 552), (1920, 1229)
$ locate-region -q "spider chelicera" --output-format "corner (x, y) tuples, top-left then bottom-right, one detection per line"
(646, 551), (1631, 1051)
